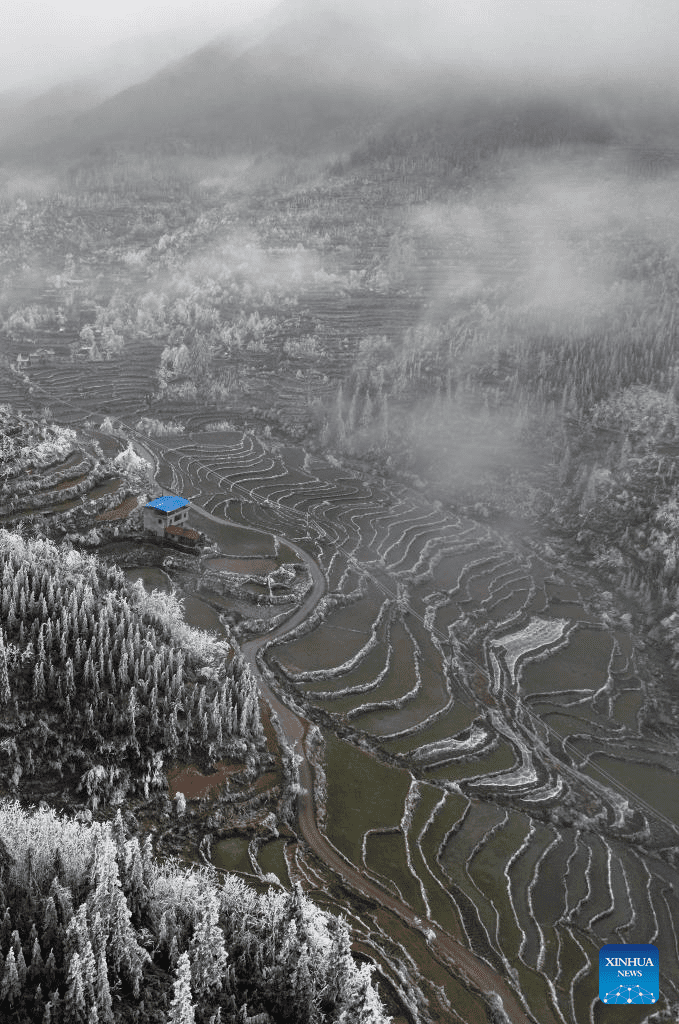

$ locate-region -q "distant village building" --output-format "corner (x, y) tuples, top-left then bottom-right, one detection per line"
(143, 495), (200, 547)
(15, 349), (56, 369)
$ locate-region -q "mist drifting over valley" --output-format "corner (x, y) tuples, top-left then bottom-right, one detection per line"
(1, 3), (679, 1024)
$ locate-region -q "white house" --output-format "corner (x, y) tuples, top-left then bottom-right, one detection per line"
(143, 495), (190, 537)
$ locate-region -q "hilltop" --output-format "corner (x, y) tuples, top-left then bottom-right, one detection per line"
(0, 0), (660, 164)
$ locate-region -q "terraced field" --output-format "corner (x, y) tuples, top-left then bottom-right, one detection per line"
(5, 373), (679, 1021)
(99, 419), (679, 1020)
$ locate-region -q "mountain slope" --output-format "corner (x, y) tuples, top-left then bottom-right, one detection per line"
(2, 4), (414, 160)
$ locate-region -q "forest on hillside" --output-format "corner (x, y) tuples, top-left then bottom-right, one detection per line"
(0, 529), (263, 810)
(0, 799), (389, 1023)
(0, 522), (393, 1022)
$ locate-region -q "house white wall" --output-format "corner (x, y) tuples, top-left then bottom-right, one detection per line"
(169, 508), (189, 525)
(143, 504), (189, 536)
(143, 508), (166, 536)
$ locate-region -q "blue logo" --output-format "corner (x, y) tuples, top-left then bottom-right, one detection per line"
(599, 944), (659, 1004)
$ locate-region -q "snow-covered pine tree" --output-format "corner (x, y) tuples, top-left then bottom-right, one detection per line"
(89, 912), (106, 961)
(159, 907), (178, 963)
(29, 935), (44, 982)
(33, 661), (46, 702)
(65, 658), (75, 699)
(64, 950), (87, 1024)
(168, 950), (195, 1024)
(0, 946), (21, 1006)
(188, 891), (227, 1000)
(15, 943), (27, 988)
(44, 988), (62, 1024)
(124, 837), (145, 922)
(32, 982), (43, 1020)
(64, 915), (81, 971)
(44, 949), (56, 990)
(0, 630), (10, 705)
(108, 884), (148, 997)
(292, 947), (314, 1019)
(94, 949), (113, 1024)
(80, 938), (97, 1015)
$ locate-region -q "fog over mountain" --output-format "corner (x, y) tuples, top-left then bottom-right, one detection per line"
(0, 0), (277, 93)
(1, 0), (678, 161)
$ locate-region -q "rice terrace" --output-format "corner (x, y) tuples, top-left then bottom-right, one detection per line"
(1, 1), (679, 1022)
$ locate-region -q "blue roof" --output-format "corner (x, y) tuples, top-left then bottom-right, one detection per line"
(145, 495), (190, 513)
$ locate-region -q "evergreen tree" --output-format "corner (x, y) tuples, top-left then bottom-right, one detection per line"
(293, 948), (315, 1019)
(33, 660), (46, 701)
(42, 897), (59, 950)
(1, 947), (21, 1007)
(167, 951), (195, 1024)
(65, 658), (75, 698)
(44, 949), (56, 990)
(189, 891), (227, 1000)
(15, 944), (27, 988)
(111, 809), (127, 868)
(159, 907), (177, 961)
(0, 907), (12, 949)
(0, 630), (10, 706)
(29, 935), (44, 982)
(64, 951), (87, 1024)
(64, 916), (81, 970)
(140, 834), (154, 890)
(80, 937), (97, 1011)
(94, 950), (113, 1024)
(49, 986), (63, 1024)
(108, 885), (148, 997)
(89, 913), (106, 961)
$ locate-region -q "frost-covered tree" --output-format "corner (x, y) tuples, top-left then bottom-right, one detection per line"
(29, 935), (44, 982)
(189, 891), (227, 999)
(0, 946), (21, 1006)
(0, 630), (9, 706)
(0, 766), (392, 1024)
(168, 950), (195, 1024)
(94, 950), (113, 1024)
(64, 950), (87, 1023)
